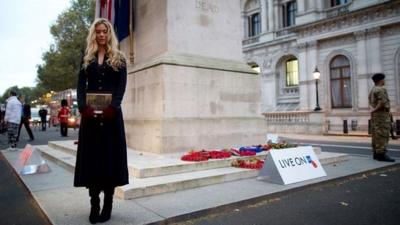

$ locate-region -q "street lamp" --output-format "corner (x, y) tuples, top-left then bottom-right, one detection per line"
(313, 67), (321, 111)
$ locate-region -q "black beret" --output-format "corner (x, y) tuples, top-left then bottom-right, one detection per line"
(372, 73), (385, 83)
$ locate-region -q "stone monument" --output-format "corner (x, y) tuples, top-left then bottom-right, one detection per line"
(122, 0), (266, 153)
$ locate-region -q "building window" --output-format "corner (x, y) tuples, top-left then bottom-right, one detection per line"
(286, 59), (299, 86)
(282, 1), (297, 28)
(330, 55), (352, 108)
(249, 13), (261, 37)
(331, 0), (348, 7)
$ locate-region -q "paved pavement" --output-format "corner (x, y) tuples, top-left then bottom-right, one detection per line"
(0, 127), (78, 225)
(0, 129), (399, 225)
(169, 164), (400, 225)
(0, 152), (52, 225)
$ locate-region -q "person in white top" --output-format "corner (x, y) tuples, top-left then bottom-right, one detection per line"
(4, 90), (22, 150)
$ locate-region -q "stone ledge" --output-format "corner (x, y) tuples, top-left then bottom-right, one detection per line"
(129, 52), (258, 75)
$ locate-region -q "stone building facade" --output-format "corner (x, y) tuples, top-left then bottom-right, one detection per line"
(241, 0), (400, 134)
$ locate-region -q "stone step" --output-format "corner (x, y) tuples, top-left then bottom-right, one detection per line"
(44, 141), (268, 178)
(48, 141), (77, 156)
(116, 167), (259, 199)
(36, 143), (347, 199)
(117, 151), (347, 199)
(36, 144), (260, 199)
(37, 145), (76, 173)
(42, 141), (326, 179)
(132, 153), (268, 178)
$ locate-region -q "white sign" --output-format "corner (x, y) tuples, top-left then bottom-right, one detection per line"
(15, 144), (50, 175)
(258, 146), (326, 185)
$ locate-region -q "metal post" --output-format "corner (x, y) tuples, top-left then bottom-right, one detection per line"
(396, 119), (400, 135)
(314, 79), (321, 111)
(343, 120), (348, 134)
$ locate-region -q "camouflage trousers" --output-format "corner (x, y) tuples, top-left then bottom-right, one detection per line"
(7, 122), (19, 148)
(371, 119), (390, 154)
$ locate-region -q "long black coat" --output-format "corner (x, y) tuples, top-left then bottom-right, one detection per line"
(74, 55), (129, 188)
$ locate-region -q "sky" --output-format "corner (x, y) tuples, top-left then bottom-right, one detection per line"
(0, 0), (71, 95)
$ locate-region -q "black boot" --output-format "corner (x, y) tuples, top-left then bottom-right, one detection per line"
(376, 153), (395, 162)
(89, 188), (101, 224)
(98, 186), (115, 223)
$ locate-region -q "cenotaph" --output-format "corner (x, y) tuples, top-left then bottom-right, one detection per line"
(122, 0), (267, 153)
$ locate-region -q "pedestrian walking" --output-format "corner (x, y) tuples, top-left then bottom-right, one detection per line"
(0, 105), (6, 134)
(4, 90), (22, 150)
(73, 18), (128, 224)
(17, 101), (34, 141)
(368, 73), (395, 162)
(58, 99), (70, 137)
(39, 107), (48, 131)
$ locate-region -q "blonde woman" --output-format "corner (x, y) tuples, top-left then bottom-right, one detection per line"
(74, 18), (129, 224)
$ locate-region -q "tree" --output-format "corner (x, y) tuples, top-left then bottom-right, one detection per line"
(36, 0), (95, 93)
(1, 0), (95, 105)
(0, 86), (37, 104)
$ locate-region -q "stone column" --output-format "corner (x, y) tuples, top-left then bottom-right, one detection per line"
(268, 0), (274, 31)
(297, 0), (306, 13)
(366, 27), (382, 73)
(354, 29), (369, 109)
(314, 0), (323, 10)
(242, 13), (248, 38)
(298, 42), (309, 110)
(262, 72), (276, 111)
(273, 0), (280, 30)
(123, 0), (266, 153)
(261, 0), (268, 32)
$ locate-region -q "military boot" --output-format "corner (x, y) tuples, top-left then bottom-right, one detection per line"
(376, 153), (395, 162)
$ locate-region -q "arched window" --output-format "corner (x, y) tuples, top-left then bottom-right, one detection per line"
(330, 55), (352, 108)
(286, 59), (298, 86)
(275, 55), (299, 105)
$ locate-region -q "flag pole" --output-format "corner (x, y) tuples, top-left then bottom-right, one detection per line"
(129, 0), (135, 64)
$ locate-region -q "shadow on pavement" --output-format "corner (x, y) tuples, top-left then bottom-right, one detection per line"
(0, 152), (52, 225)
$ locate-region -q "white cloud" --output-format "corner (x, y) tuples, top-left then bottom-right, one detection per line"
(0, 0), (70, 95)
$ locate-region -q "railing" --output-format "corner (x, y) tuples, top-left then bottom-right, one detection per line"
(282, 86), (299, 95)
(263, 111), (310, 123)
(275, 27), (295, 37)
(325, 4), (350, 18)
(242, 35), (260, 45)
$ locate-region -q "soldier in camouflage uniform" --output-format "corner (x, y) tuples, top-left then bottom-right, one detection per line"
(368, 73), (395, 162)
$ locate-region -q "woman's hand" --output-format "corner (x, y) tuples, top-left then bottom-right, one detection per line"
(80, 106), (95, 119)
(102, 105), (116, 120)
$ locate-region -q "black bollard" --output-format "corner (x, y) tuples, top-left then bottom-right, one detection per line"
(396, 120), (400, 136)
(343, 120), (348, 134)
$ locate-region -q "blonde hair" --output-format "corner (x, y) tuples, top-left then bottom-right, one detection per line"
(83, 18), (125, 71)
